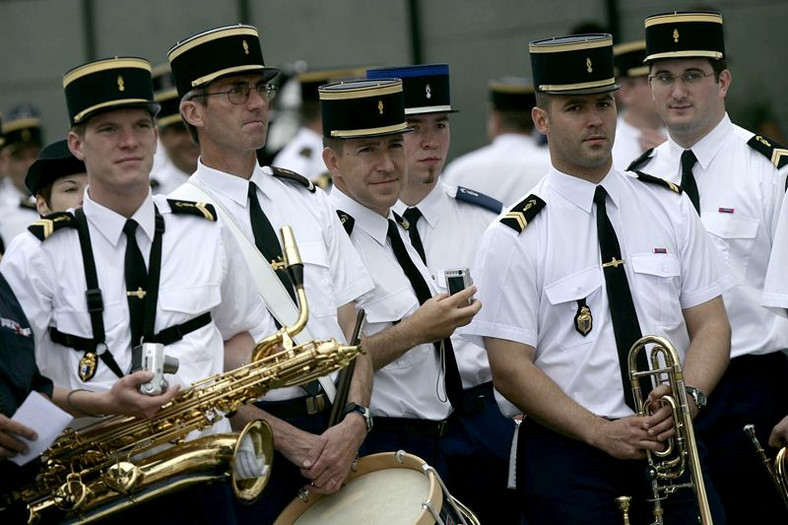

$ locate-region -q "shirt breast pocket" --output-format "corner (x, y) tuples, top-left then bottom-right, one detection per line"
(544, 266), (602, 349)
(630, 253), (682, 328)
(364, 285), (427, 369)
(298, 240), (335, 318)
(158, 284), (221, 317)
(701, 212), (758, 272)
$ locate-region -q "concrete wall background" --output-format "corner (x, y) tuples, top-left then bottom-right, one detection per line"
(1, 0), (785, 161)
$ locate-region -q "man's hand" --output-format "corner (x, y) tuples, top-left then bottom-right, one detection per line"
(769, 415), (788, 448)
(299, 416), (367, 494)
(589, 415), (668, 460)
(406, 286), (481, 345)
(642, 384), (678, 441)
(99, 371), (180, 418)
(0, 414), (36, 459)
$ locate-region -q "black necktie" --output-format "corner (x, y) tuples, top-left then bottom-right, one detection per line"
(248, 182), (297, 303)
(680, 149), (700, 214)
(123, 219), (148, 348)
(402, 207), (427, 264)
(593, 187), (650, 411)
(386, 219), (464, 410)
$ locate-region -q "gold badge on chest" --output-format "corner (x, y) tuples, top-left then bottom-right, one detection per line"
(574, 298), (593, 336)
(79, 352), (98, 382)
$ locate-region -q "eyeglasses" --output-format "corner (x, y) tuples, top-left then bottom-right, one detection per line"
(199, 82), (278, 105)
(648, 71), (715, 87)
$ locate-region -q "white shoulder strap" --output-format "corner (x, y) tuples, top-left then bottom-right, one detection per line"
(174, 180), (336, 401)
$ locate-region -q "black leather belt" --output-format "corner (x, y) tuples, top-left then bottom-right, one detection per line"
(255, 393), (330, 419)
(373, 416), (449, 438)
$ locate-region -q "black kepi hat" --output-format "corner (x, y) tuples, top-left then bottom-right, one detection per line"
(366, 64), (456, 115)
(168, 24), (280, 100)
(613, 41), (649, 78)
(25, 139), (86, 195)
(319, 79), (411, 139)
(63, 57), (159, 126)
(1, 116), (43, 152)
(488, 77), (536, 112)
(529, 33), (618, 95)
(152, 64), (182, 128)
(644, 11), (725, 64)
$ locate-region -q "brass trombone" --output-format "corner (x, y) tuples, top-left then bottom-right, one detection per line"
(743, 424), (788, 512)
(618, 335), (713, 524)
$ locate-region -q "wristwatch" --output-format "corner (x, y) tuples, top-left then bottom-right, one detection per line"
(343, 402), (373, 432)
(685, 386), (707, 411)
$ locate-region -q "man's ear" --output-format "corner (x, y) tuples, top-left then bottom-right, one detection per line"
(67, 130), (85, 161)
(180, 99), (203, 129)
(532, 106), (550, 136)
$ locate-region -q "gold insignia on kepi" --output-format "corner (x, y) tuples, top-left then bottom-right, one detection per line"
(243, 40), (249, 55)
(117, 75), (125, 92)
(673, 29), (679, 43)
(21, 129), (31, 142)
(586, 57), (593, 73)
(425, 84), (432, 99)
(378, 100), (384, 115)
(79, 352), (97, 382)
(574, 299), (593, 336)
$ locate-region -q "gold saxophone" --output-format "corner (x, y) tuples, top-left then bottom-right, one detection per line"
(15, 226), (361, 524)
(617, 335), (713, 525)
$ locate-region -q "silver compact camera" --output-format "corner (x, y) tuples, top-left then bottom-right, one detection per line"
(132, 342), (180, 395)
(445, 267), (473, 303)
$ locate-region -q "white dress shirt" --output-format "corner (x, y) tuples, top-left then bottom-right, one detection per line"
(392, 183), (497, 388)
(463, 166), (724, 419)
(330, 188), (452, 421)
(150, 157), (191, 197)
(170, 160), (374, 401)
(0, 184), (38, 246)
(0, 191), (274, 433)
(645, 114), (788, 358)
(442, 133), (551, 207)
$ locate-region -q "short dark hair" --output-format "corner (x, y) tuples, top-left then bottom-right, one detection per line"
(709, 58), (727, 81)
(70, 122), (87, 137)
(182, 87), (208, 145)
(322, 136), (344, 153)
(38, 182), (53, 204)
(496, 109), (534, 133)
(534, 91), (550, 112)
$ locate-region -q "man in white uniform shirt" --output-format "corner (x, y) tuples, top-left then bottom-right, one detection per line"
(630, 12), (788, 522)
(442, 77), (550, 206)
(366, 63), (517, 523)
(0, 113), (43, 245)
(463, 33), (729, 523)
(611, 40), (665, 171)
(166, 25), (376, 523)
(0, 56), (273, 524)
(321, 78), (480, 480)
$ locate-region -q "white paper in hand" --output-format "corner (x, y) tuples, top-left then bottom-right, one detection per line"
(10, 391), (73, 466)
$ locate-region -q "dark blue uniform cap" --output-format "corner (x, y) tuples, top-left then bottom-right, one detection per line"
(645, 11), (725, 64)
(367, 63), (456, 115)
(530, 33), (618, 95)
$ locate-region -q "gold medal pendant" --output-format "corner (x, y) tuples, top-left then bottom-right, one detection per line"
(574, 299), (593, 336)
(79, 352), (97, 382)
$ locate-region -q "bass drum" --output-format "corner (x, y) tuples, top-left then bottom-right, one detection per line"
(274, 450), (479, 525)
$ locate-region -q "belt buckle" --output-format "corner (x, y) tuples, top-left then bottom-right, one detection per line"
(306, 394), (325, 415)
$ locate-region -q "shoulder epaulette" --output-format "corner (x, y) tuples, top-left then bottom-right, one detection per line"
(635, 171), (682, 194)
(335, 209), (355, 235)
(19, 198), (37, 211)
(455, 186), (503, 214)
(28, 211), (76, 241)
(747, 135), (788, 170)
(627, 147), (655, 172)
(166, 199), (217, 221)
(500, 194), (545, 233)
(271, 166), (316, 193)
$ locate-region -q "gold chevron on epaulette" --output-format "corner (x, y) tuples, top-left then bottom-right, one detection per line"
(748, 135), (788, 170)
(500, 194), (546, 233)
(635, 171), (682, 194)
(27, 211), (75, 241)
(167, 199), (217, 221)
